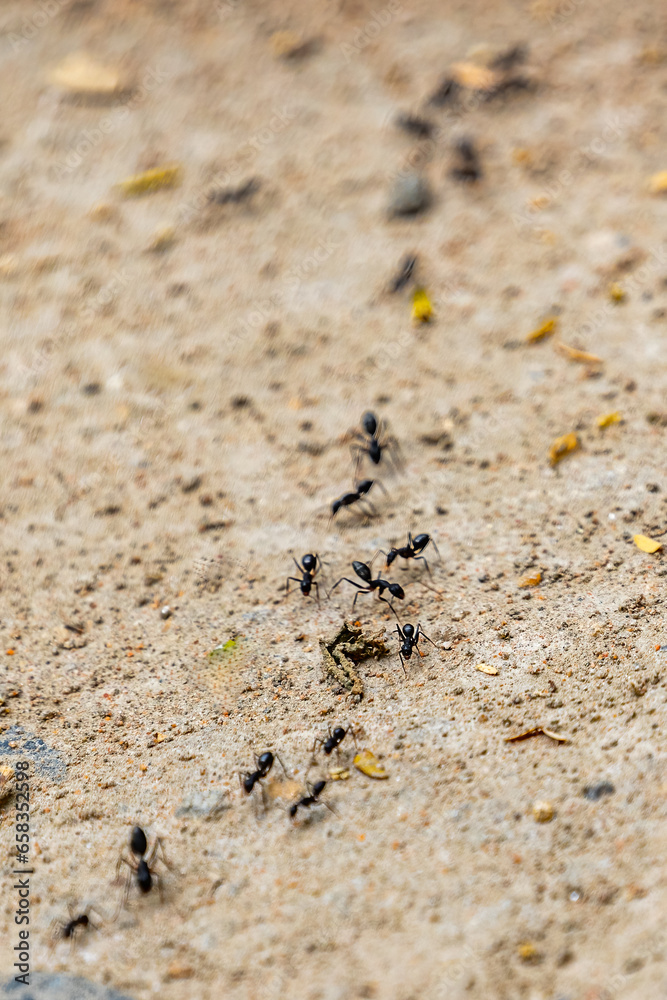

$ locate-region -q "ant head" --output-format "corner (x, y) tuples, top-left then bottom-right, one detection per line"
(289, 803), (298, 818)
(412, 533), (430, 552)
(312, 779), (327, 796)
(385, 548), (398, 566)
(257, 751), (274, 773)
(388, 583), (405, 599)
(352, 560), (372, 582)
(332, 726), (346, 741)
(242, 773), (255, 793)
(79, 915), (90, 927)
(402, 623), (415, 638)
(362, 411), (378, 436)
(356, 479), (374, 496)
(130, 826), (148, 857)
(302, 553), (317, 572)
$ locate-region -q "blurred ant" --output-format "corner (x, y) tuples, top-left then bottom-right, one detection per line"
(331, 560), (404, 618)
(389, 253), (418, 293)
(450, 138), (482, 182)
(117, 825), (170, 903)
(289, 779), (335, 819)
(350, 412), (401, 473)
(394, 622), (437, 674)
(50, 904), (105, 945)
(331, 479), (383, 519)
(384, 532), (440, 576)
(286, 553), (321, 603)
(239, 750), (287, 811)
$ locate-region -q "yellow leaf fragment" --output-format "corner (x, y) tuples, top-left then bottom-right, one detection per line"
(518, 942), (540, 963)
(476, 662), (498, 675)
(354, 749), (389, 780)
(412, 287), (433, 324)
(147, 226), (176, 252)
(518, 571), (541, 588)
(609, 282), (625, 302)
(556, 341), (602, 364)
(450, 61), (500, 91)
(549, 432), (578, 466)
(118, 165), (182, 197)
(526, 317), (557, 343)
(648, 170), (667, 194)
(597, 411), (621, 428)
(633, 534), (663, 554)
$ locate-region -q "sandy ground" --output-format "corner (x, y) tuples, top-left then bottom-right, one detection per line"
(1, 0), (667, 997)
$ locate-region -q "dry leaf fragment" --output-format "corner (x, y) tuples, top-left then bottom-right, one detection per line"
(597, 411), (621, 428)
(412, 287), (433, 324)
(518, 571), (541, 588)
(648, 170), (667, 194)
(549, 432), (579, 466)
(50, 53), (122, 95)
(476, 662), (498, 675)
(118, 165), (182, 197)
(633, 534), (663, 554)
(526, 317), (557, 343)
(0, 764), (15, 802)
(450, 61), (500, 91)
(556, 341), (602, 364)
(354, 749), (389, 779)
(505, 726), (569, 743)
(329, 767), (350, 781)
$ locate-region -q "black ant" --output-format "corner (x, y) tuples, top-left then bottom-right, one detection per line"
(117, 825), (170, 902)
(289, 779), (334, 819)
(239, 750), (287, 810)
(350, 412), (401, 473)
(331, 560), (405, 617)
(394, 622), (437, 674)
(384, 532), (440, 576)
(286, 553), (321, 603)
(310, 724), (357, 763)
(331, 479), (382, 519)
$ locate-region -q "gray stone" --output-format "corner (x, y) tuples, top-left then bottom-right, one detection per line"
(0, 728), (66, 782)
(175, 788), (229, 819)
(0, 974), (136, 1000)
(388, 173), (432, 216)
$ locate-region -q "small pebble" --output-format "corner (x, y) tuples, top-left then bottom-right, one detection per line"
(532, 800), (554, 822)
(583, 781), (615, 801)
(0, 973), (136, 999)
(160, 605), (172, 620)
(388, 173), (432, 216)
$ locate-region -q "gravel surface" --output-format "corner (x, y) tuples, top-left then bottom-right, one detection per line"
(1, 1), (666, 998)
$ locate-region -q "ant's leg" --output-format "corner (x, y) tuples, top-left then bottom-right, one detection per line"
(312, 580), (321, 605)
(367, 549), (388, 570)
(398, 651), (407, 676)
(154, 837), (172, 871)
(416, 624), (438, 648)
(285, 576), (302, 598)
(293, 558), (304, 575)
(413, 555), (432, 577)
(378, 593), (400, 620)
(429, 538), (441, 561)
(351, 587), (370, 611)
(273, 751), (289, 778)
(330, 576), (357, 594)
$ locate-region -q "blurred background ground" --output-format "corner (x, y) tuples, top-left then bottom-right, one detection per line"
(0, 0), (666, 997)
